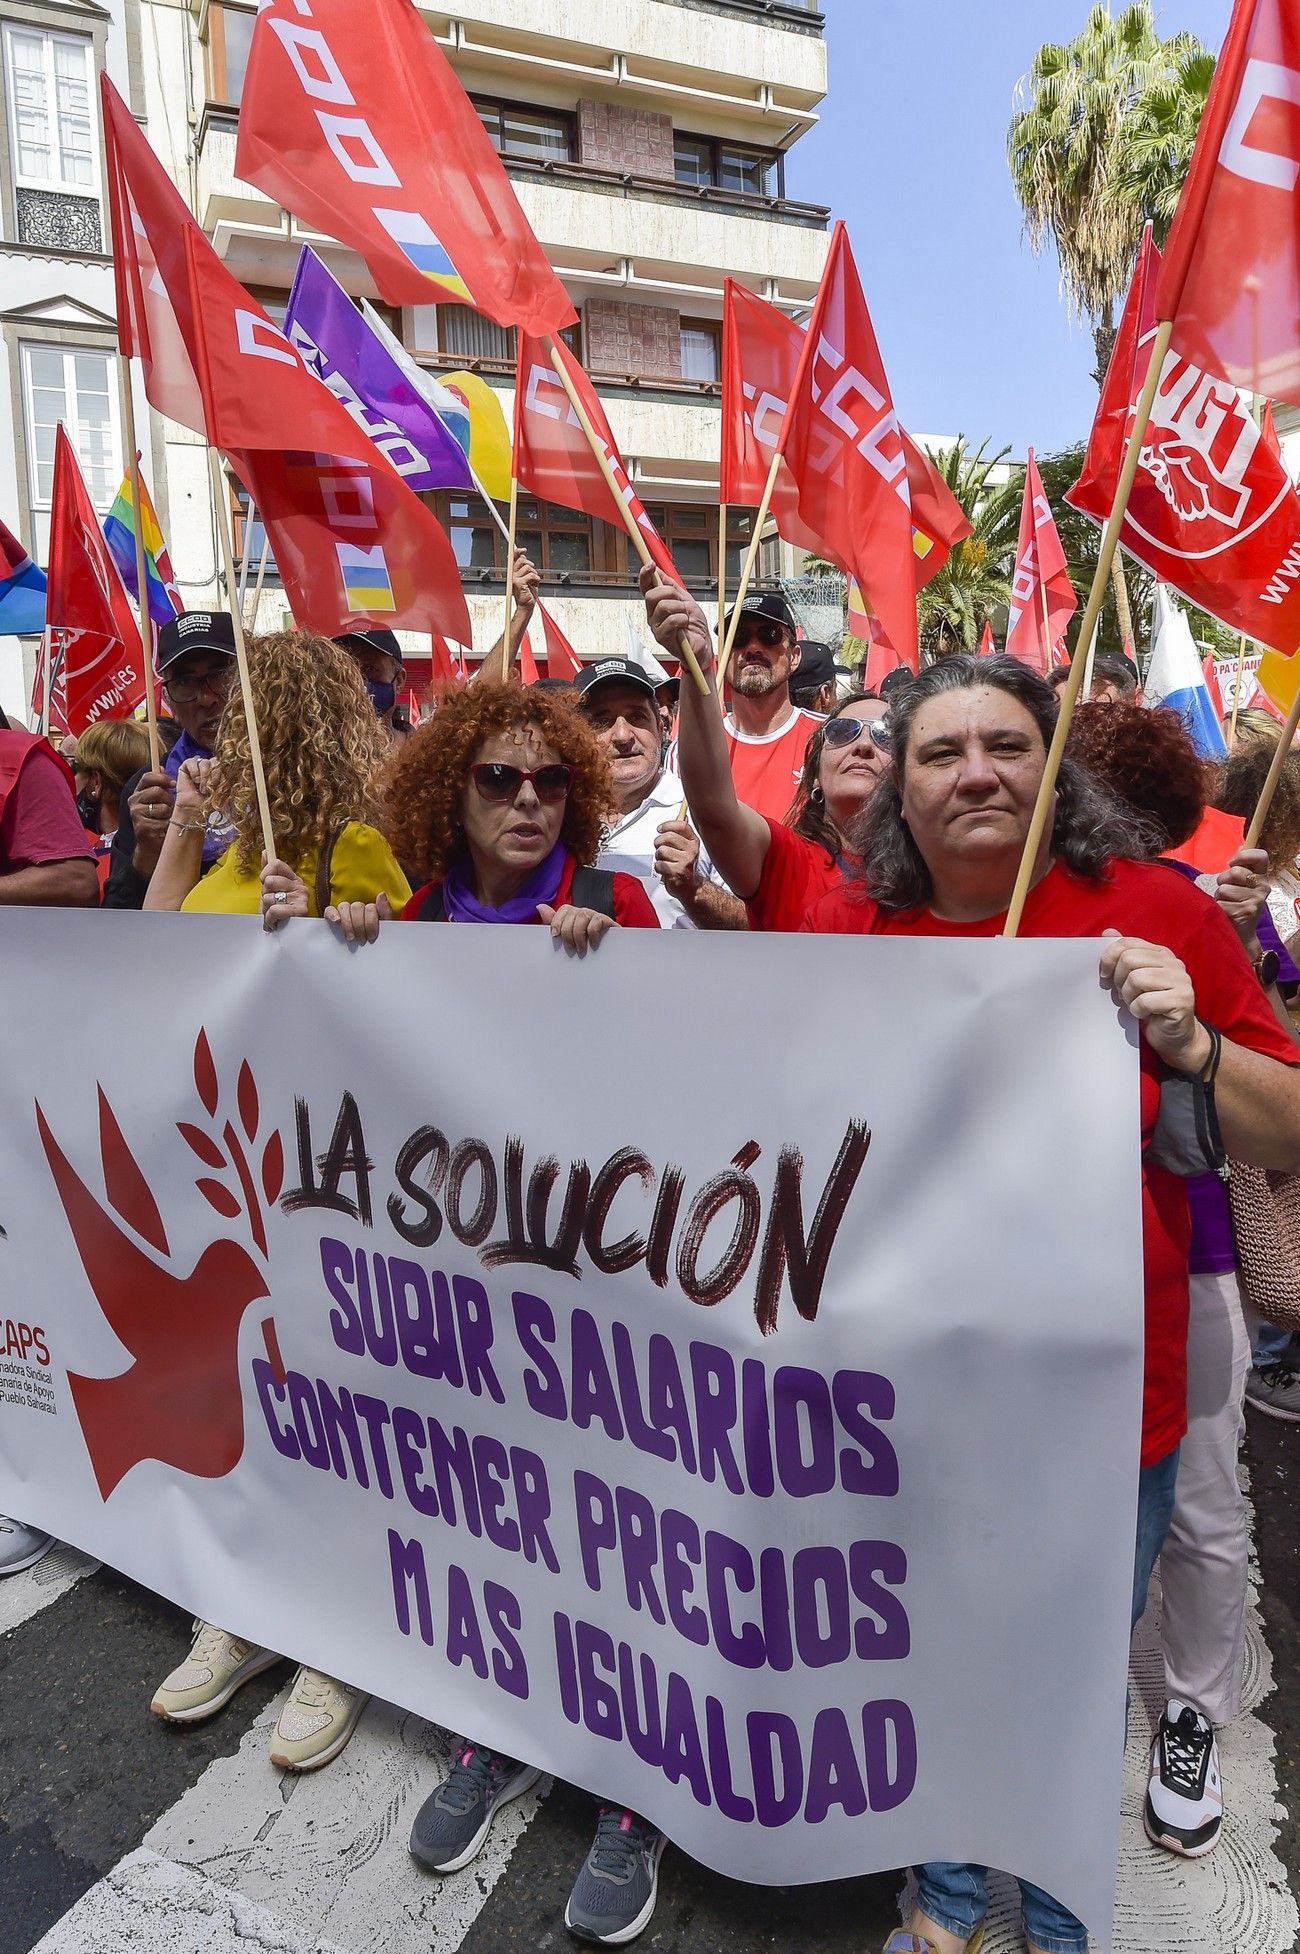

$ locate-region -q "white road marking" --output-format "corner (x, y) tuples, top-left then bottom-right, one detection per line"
(32, 1845), (346, 1953)
(0, 1543), (98, 1638)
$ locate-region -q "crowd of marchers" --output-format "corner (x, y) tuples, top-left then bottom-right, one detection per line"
(2, 553), (1299, 1954)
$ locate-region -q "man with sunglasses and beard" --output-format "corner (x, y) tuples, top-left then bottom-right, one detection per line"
(718, 590), (824, 824)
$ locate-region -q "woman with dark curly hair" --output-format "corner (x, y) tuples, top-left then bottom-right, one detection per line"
(328, 678), (659, 946)
(144, 630), (410, 929)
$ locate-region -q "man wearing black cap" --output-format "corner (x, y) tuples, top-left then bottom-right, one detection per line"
(719, 589), (823, 824)
(575, 656), (744, 928)
(789, 639), (849, 717)
(335, 627), (410, 746)
(103, 611), (236, 909)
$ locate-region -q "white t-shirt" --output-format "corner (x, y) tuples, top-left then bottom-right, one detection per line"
(598, 766), (720, 930)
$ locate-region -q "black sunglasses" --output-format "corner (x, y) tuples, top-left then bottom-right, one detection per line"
(731, 619), (788, 650)
(469, 761), (573, 804)
(823, 713), (891, 751)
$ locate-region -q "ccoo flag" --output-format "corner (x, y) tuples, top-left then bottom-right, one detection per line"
(103, 461), (182, 626)
(777, 225), (920, 664)
(47, 427), (146, 734)
(1156, 0), (1300, 406)
(1005, 448), (1075, 674)
(1069, 225), (1300, 654)
(1145, 584), (1228, 760)
(235, 0), (575, 337)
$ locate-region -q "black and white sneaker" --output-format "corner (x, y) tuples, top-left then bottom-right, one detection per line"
(409, 1743), (541, 1874)
(564, 1805), (666, 1945)
(1144, 1700), (1222, 1857)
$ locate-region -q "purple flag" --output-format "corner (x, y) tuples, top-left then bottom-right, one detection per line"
(283, 247), (474, 494)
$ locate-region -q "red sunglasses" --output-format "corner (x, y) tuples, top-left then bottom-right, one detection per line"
(469, 761), (573, 804)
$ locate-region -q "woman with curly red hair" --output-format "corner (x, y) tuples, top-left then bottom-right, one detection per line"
(328, 679), (659, 944)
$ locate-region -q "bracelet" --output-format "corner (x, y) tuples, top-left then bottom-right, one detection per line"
(1196, 1021), (1222, 1085)
(168, 819), (206, 835)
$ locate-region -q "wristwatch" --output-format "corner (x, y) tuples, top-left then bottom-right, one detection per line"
(1253, 946), (1281, 989)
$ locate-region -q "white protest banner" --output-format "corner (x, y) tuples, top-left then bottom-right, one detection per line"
(0, 915), (1143, 1942)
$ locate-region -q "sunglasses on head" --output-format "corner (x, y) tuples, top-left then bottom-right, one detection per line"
(822, 713), (891, 751)
(469, 761), (573, 804)
(732, 619), (788, 650)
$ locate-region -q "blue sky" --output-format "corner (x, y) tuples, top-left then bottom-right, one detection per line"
(784, 0), (1232, 461)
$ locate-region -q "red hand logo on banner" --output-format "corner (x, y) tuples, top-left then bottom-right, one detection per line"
(35, 1030), (282, 1499)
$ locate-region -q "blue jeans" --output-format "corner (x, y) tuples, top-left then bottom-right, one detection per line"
(914, 1446), (1180, 1954)
(1253, 1321), (1296, 1369)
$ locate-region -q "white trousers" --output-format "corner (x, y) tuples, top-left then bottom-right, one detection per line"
(1159, 1269), (1252, 1726)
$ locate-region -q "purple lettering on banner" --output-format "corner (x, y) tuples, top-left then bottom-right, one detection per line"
(614, 1484), (665, 1623)
(484, 1579), (530, 1699)
(553, 1610), (580, 1725)
(662, 1671), (712, 1805)
(804, 1706), (869, 1823)
(792, 1545), (851, 1669)
(389, 1529), (435, 1645)
(740, 1356), (775, 1497)
(850, 1541), (911, 1659)
(705, 1694), (756, 1822)
(661, 1507), (706, 1646)
(748, 1710), (804, 1827)
(758, 1546), (795, 1672)
(611, 1321), (674, 1460)
(451, 1275), (505, 1402)
(647, 1333), (697, 1471)
(617, 1640), (665, 1767)
(833, 1370), (900, 1496)
(446, 1562), (490, 1679)
(571, 1309), (624, 1439)
(863, 1699), (918, 1811)
(689, 1343), (743, 1492)
(575, 1617), (622, 1740)
(253, 1357), (300, 1461)
(705, 1529), (763, 1669)
(574, 1469), (616, 1594)
(772, 1367), (836, 1498)
(511, 1290), (566, 1418)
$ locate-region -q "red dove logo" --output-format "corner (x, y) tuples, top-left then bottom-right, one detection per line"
(35, 1029), (285, 1501)
(1139, 438), (1251, 529)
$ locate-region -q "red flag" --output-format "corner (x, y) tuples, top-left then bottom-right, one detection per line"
(46, 427), (147, 734)
(518, 630), (541, 687)
(722, 279), (969, 588)
(235, 0), (574, 337)
(777, 224), (918, 663)
(1202, 651), (1227, 722)
(514, 335), (680, 585)
(539, 606), (581, 681)
(1156, 0), (1300, 405)
(1260, 399), (1282, 459)
(1068, 227), (1300, 653)
(978, 620), (996, 658)
(1005, 448), (1077, 675)
(863, 614), (913, 690)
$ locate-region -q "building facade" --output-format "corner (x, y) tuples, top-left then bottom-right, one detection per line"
(0, 0), (829, 710)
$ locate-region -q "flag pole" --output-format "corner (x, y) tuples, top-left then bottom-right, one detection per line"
(246, 530), (273, 628)
(117, 356), (161, 770)
(237, 498), (258, 612)
(718, 451), (782, 682)
(1039, 580), (1054, 670)
(717, 500), (728, 649)
(544, 337), (708, 695)
(1004, 318), (1174, 939)
(500, 473), (519, 683)
(1228, 633), (1249, 746)
(208, 448), (276, 865)
(37, 626), (52, 737)
(1245, 680), (1300, 848)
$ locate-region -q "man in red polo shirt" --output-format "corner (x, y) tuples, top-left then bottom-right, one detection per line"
(719, 589), (823, 824)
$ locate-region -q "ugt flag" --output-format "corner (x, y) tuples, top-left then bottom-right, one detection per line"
(284, 247), (472, 494)
(1005, 448), (1076, 674)
(1145, 584), (1228, 760)
(1069, 225), (1300, 654)
(103, 461), (182, 627)
(1156, 0), (1300, 406)
(778, 224), (919, 665)
(514, 335), (680, 585)
(236, 0), (575, 337)
(47, 426), (146, 734)
(0, 517), (47, 636)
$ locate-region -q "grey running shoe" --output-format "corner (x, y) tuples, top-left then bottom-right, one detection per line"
(409, 1743), (541, 1874)
(0, 1517), (53, 1574)
(565, 1806), (666, 1945)
(1245, 1361), (1300, 1421)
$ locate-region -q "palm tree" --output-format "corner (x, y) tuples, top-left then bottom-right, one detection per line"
(917, 439), (1022, 660)
(1112, 42), (1217, 244)
(1008, 3), (1209, 382)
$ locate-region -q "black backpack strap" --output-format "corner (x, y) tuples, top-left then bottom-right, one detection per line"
(568, 865), (618, 920)
(411, 881), (446, 921)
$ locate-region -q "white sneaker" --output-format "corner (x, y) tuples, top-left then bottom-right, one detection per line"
(1144, 1699), (1223, 1857)
(0, 1517), (54, 1574)
(268, 1666), (369, 1771)
(151, 1620), (281, 1722)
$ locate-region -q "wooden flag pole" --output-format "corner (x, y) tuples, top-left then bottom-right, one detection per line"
(1039, 579), (1054, 670)
(208, 448), (276, 865)
(1228, 633), (1250, 746)
(718, 451), (782, 683)
(246, 530), (273, 627)
(1245, 680), (1300, 847)
(500, 473), (520, 683)
(544, 338), (708, 695)
(117, 356), (161, 770)
(37, 626), (52, 736)
(1003, 318), (1174, 939)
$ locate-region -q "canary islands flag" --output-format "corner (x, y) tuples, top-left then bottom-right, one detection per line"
(103, 464), (182, 626)
(0, 516), (46, 635)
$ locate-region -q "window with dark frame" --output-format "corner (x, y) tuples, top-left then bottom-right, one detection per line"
(672, 132), (783, 199)
(231, 481), (280, 583)
(679, 319), (721, 383)
(472, 94), (575, 165)
(204, 2), (255, 106)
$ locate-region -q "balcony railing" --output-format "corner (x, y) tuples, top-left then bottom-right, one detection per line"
(670, 0), (826, 34)
(498, 150), (829, 229)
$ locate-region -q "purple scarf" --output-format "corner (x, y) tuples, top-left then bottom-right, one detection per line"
(164, 729), (235, 868)
(442, 841), (567, 924)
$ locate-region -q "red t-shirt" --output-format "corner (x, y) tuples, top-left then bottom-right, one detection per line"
(0, 739), (94, 875)
(804, 858), (1300, 1466)
(748, 817), (844, 932)
(724, 708), (822, 825)
(403, 854), (660, 928)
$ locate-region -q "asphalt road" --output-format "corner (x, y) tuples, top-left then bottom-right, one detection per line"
(1, 1414), (1296, 1954)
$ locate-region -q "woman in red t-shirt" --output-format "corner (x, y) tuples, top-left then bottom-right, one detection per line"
(325, 679), (659, 943)
(641, 570), (890, 929)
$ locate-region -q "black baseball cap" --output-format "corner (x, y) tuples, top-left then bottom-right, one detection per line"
(574, 658), (660, 705)
(157, 611), (236, 674)
(1092, 650), (1140, 690)
(722, 589), (797, 639)
(790, 640), (848, 692)
(335, 628), (403, 665)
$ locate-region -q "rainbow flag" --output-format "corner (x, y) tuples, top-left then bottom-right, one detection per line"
(337, 542), (396, 614)
(103, 462), (182, 626)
